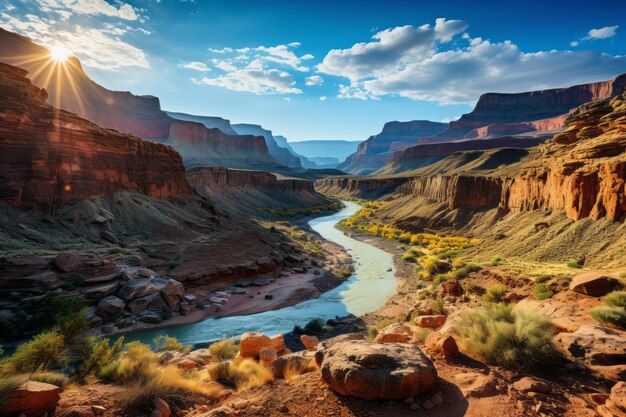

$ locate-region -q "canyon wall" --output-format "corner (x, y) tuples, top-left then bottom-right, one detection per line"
(0, 63), (192, 212)
(187, 167), (316, 193)
(166, 111), (238, 135)
(338, 120), (447, 174)
(232, 124), (303, 168)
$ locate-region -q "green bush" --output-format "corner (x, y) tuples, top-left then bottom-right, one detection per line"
(455, 303), (558, 370)
(483, 284), (507, 303)
(566, 260), (582, 269)
(97, 360), (120, 381)
(49, 296), (88, 342)
(5, 330), (67, 372)
(79, 337), (124, 377)
(0, 376), (26, 408)
(29, 372), (69, 388)
(536, 275), (551, 284)
(208, 339), (238, 361)
(401, 253), (417, 263)
(603, 291), (626, 308)
(589, 306), (626, 328)
(449, 263), (480, 280)
(532, 283), (554, 300)
(490, 256), (502, 266)
(153, 336), (191, 353)
(432, 274), (448, 286)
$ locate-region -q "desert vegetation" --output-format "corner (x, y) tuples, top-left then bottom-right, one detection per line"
(589, 290), (626, 328)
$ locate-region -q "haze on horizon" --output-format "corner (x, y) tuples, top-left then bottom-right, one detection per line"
(1, 0), (625, 141)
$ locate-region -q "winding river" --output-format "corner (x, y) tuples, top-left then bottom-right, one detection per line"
(124, 201), (396, 346)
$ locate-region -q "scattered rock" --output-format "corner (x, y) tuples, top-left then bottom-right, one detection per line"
(153, 398), (171, 417)
(188, 349), (213, 365)
(414, 315), (446, 328)
(300, 334), (320, 350)
(126, 295), (151, 314)
(373, 323), (413, 344)
(239, 332), (273, 358)
(231, 400), (249, 411)
(117, 279), (160, 302)
(54, 252), (81, 273)
(317, 340), (437, 400)
(100, 230), (118, 244)
(271, 353), (314, 379)
(138, 310), (162, 324)
(570, 272), (618, 296)
(160, 279), (186, 308)
(91, 405), (106, 415)
(511, 377), (551, 393)
(0, 381), (61, 417)
(199, 405), (238, 417)
(259, 347), (277, 362)
(270, 333), (285, 353)
(453, 372), (497, 398)
(441, 280), (464, 297)
(96, 296), (125, 321)
(425, 331), (459, 358)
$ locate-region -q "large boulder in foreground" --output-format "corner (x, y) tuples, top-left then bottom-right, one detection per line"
(316, 340), (437, 400)
(569, 272), (619, 297)
(554, 325), (626, 380)
(0, 380), (61, 417)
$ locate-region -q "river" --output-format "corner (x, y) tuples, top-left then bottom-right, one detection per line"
(124, 200), (396, 346)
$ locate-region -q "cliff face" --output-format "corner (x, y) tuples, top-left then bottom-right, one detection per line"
(428, 73), (626, 142)
(0, 63), (192, 212)
(166, 111), (238, 135)
(0, 28), (276, 169)
(232, 124), (303, 168)
(394, 92), (626, 222)
(315, 177), (410, 199)
(338, 120), (447, 174)
(380, 136), (547, 174)
(187, 167), (316, 193)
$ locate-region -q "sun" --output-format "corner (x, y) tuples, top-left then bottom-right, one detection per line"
(49, 45), (72, 62)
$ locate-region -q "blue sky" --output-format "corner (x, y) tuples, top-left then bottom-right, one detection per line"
(2, 0), (626, 141)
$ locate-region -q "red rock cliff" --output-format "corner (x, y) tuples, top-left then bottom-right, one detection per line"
(186, 167), (316, 193)
(0, 63), (192, 212)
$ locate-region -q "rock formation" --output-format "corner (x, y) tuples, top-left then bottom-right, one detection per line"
(339, 120), (447, 174)
(0, 62), (192, 212)
(166, 111), (238, 135)
(232, 124), (302, 168)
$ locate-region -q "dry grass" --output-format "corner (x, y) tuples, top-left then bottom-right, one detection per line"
(208, 339), (238, 361)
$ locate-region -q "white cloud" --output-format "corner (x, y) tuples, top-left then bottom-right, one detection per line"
(37, 0), (139, 20)
(305, 75), (324, 86)
(440, 115), (459, 123)
(195, 67), (302, 95)
(318, 18), (626, 103)
(192, 41), (314, 94)
(584, 25), (618, 40)
(180, 61), (211, 72)
(319, 96), (327, 101)
(0, 12), (149, 70)
(570, 41), (579, 47)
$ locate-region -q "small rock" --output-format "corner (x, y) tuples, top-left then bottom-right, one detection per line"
(54, 252), (81, 272)
(91, 405), (106, 415)
(153, 398), (171, 417)
(232, 400), (250, 411)
(414, 315), (446, 328)
(259, 347), (277, 362)
(512, 377), (551, 394)
(300, 334), (320, 350)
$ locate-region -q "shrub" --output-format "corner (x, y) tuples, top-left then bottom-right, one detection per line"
(532, 283), (554, 300)
(416, 290), (433, 301)
(419, 256), (441, 279)
(449, 263), (480, 280)
(284, 357), (316, 381)
(483, 284), (507, 303)
(80, 336), (124, 377)
(432, 274), (448, 286)
(5, 330), (67, 372)
(208, 339), (238, 361)
(455, 303), (558, 370)
(490, 256), (502, 266)
(401, 253), (416, 263)
(153, 336), (191, 353)
(97, 360), (120, 381)
(29, 372), (69, 388)
(227, 358), (274, 390)
(603, 291), (626, 308)
(589, 306), (626, 329)
(49, 296), (88, 342)
(0, 376), (26, 409)
(566, 260), (582, 269)
(536, 275), (551, 284)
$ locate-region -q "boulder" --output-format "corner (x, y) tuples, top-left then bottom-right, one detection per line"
(317, 340), (437, 400)
(54, 252), (81, 273)
(414, 315), (446, 328)
(570, 272), (619, 297)
(270, 333), (285, 353)
(554, 325), (626, 380)
(0, 381), (61, 417)
(188, 349), (213, 365)
(373, 323), (413, 344)
(259, 347), (277, 363)
(153, 398), (171, 417)
(441, 280), (464, 297)
(126, 295), (151, 314)
(239, 332), (273, 358)
(96, 296), (125, 321)
(453, 372), (498, 398)
(271, 353), (314, 379)
(117, 279), (161, 301)
(425, 331), (459, 358)
(598, 381), (626, 417)
(511, 377), (551, 393)
(139, 311), (163, 324)
(160, 279), (185, 308)
(300, 334), (320, 350)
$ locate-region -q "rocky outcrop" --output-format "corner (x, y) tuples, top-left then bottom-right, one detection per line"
(0, 381), (61, 417)
(382, 136), (545, 174)
(315, 176), (410, 199)
(0, 62), (192, 212)
(430, 73), (626, 142)
(187, 167), (316, 194)
(465, 114), (569, 139)
(232, 124), (302, 168)
(398, 175), (503, 209)
(339, 120), (447, 174)
(0, 28), (277, 169)
(316, 340), (437, 400)
(166, 111), (238, 135)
